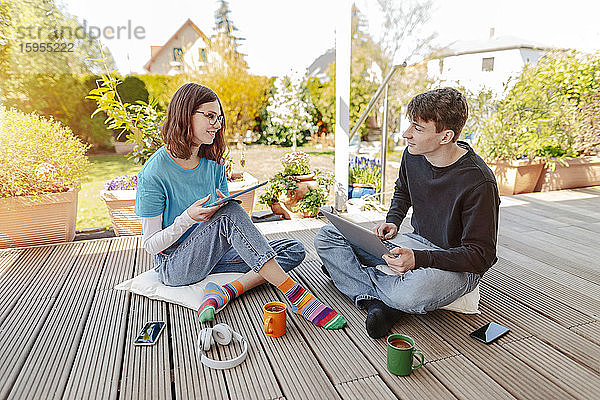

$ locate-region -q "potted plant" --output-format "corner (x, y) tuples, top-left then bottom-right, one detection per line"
(100, 175), (141, 236)
(348, 156), (381, 199)
(0, 107), (89, 248)
(259, 151), (332, 219)
(472, 51), (600, 195)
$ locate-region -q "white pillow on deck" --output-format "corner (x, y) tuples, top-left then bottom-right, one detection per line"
(115, 269), (243, 312)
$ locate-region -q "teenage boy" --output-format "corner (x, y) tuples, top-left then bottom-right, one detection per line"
(315, 87), (500, 338)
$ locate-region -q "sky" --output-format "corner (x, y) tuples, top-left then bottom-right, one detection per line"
(60, 0), (600, 77)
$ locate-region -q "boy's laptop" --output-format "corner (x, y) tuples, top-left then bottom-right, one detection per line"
(320, 209), (433, 258)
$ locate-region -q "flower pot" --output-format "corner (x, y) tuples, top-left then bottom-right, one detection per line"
(0, 186), (80, 249)
(227, 172), (259, 215)
(348, 184), (377, 199)
(486, 159), (544, 195)
(271, 174), (321, 219)
(114, 141), (136, 155)
(535, 156), (600, 192)
(100, 189), (141, 236)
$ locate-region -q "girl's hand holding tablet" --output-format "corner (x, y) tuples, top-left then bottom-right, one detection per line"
(186, 189), (226, 221)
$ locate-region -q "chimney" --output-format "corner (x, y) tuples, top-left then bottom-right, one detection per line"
(489, 27), (495, 38)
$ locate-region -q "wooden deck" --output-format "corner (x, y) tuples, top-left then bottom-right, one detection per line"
(1, 187), (600, 400)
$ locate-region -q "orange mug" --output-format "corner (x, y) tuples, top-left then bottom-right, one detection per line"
(263, 301), (286, 337)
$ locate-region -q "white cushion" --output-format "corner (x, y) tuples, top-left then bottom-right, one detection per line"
(375, 265), (480, 314)
(114, 269), (243, 312)
(439, 285), (480, 314)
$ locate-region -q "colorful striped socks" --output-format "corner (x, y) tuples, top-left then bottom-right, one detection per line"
(198, 280), (245, 323)
(277, 277), (346, 329)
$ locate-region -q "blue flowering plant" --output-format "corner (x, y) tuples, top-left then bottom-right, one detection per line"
(104, 175), (137, 191)
(348, 157), (381, 187)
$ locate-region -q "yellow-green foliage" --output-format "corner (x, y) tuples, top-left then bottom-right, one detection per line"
(0, 107), (89, 197)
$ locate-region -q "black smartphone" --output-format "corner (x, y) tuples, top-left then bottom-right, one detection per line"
(134, 321), (166, 346)
(469, 322), (510, 344)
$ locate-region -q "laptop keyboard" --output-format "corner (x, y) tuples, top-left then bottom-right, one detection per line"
(383, 241), (397, 251)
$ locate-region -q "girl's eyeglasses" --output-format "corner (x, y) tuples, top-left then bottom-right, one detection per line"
(195, 111), (224, 126)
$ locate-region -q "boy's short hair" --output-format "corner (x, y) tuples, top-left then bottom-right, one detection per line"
(407, 87), (468, 142)
(161, 83), (226, 162)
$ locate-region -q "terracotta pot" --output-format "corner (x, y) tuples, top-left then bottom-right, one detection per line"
(278, 175), (320, 218)
(0, 186), (80, 248)
(535, 156), (600, 192)
(486, 159), (544, 195)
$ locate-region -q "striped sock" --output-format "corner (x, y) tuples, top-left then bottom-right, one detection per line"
(277, 277), (346, 330)
(198, 280), (245, 323)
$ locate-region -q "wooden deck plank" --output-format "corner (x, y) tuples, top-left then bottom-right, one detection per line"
(0, 246), (55, 323)
(479, 282), (600, 374)
(426, 355), (517, 400)
(497, 246), (600, 301)
(240, 284), (342, 400)
(7, 240), (110, 400)
(169, 304), (230, 400)
(419, 311), (577, 400)
(119, 248), (171, 400)
(570, 321), (600, 347)
(482, 268), (594, 327)
(335, 376), (398, 400)
(503, 337), (600, 400)
(491, 257), (600, 319)
(63, 237), (138, 400)
(0, 249), (23, 278)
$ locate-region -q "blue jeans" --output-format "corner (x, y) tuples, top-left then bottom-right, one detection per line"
(314, 224), (480, 314)
(153, 202), (306, 286)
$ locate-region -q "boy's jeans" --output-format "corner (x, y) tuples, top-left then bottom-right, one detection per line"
(314, 224), (480, 314)
(153, 202), (305, 286)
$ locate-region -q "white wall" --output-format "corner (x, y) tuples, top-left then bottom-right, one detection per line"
(147, 24), (209, 75)
(427, 48), (546, 95)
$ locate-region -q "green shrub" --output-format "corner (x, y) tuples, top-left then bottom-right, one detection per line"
(116, 75), (149, 106)
(475, 50), (600, 164)
(0, 107), (89, 197)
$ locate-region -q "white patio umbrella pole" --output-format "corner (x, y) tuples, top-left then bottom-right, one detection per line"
(334, 0), (351, 211)
(380, 83), (389, 205)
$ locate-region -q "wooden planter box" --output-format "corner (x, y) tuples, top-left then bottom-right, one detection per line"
(100, 190), (141, 236)
(535, 156), (600, 192)
(486, 159), (544, 196)
(0, 186), (80, 249)
(100, 172), (259, 236)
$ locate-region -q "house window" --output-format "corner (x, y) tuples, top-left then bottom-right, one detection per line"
(482, 57), (494, 72)
(173, 47), (183, 62)
(199, 48), (207, 62)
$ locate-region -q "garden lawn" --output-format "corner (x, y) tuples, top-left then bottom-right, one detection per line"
(77, 154), (141, 230)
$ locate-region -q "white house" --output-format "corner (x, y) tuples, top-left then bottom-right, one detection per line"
(144, 19), (211, 75)
(427, 33), (557, 95)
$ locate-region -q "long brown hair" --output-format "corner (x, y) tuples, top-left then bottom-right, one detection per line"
(161, 83), (227, 162)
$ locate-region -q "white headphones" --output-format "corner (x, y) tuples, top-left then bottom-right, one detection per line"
(197, 323), (248, 369)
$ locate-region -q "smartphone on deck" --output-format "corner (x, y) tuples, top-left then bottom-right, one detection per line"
(134, 321), (166, 346)
(469, 322), (510, 344)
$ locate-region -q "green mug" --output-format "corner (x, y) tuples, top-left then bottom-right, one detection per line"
(386, 334), (424, 376)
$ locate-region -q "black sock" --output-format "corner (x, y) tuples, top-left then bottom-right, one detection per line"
(321, 264), (331, 278)
(364, 299), (404, 339)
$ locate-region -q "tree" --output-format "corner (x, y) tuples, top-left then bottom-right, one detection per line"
(261, 72), (317, 148)
(206, 0), (248, 73)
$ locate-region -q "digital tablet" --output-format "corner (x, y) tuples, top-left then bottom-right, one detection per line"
(207, 180), (268, 207)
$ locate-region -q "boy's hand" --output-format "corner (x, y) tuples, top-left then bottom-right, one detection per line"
(382, 247), (415, 275)
(186, 195), (223, 221)
(373, 222), (398, 239)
